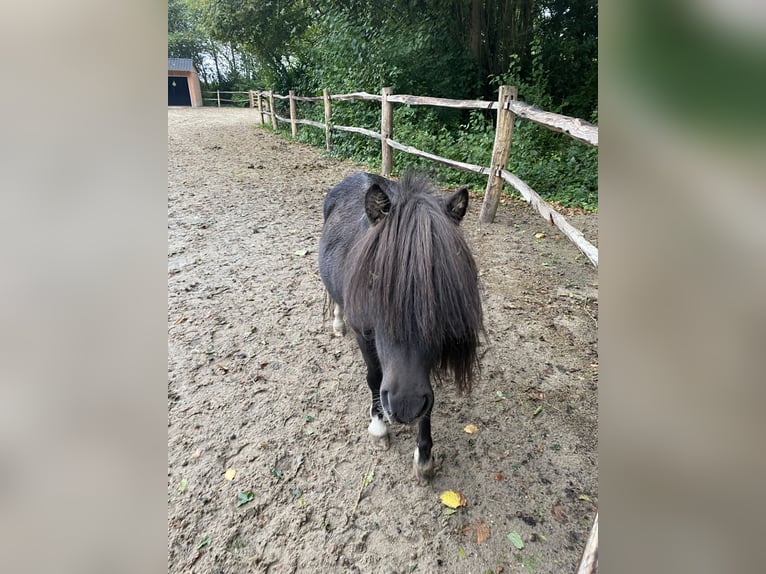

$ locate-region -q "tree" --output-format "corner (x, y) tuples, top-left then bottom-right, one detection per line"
(168, 0), (206, 71)
(535, 0), (597, 117)
(199, 0), (312, 88)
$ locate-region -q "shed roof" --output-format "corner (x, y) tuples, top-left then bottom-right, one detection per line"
(168, 57), (194, 72)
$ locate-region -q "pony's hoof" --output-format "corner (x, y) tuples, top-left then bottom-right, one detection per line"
(368, 416), (389, 450)
(371, 433), (390, 451)
(332, 322), (346, 337)
(413, 449), (435, 483)
(332, 305), (346, 336)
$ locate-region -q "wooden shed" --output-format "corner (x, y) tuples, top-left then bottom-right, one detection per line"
(168, 57), (202, 107)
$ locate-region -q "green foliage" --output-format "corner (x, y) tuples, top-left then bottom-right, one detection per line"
(200, 0), (311, 88)
(510, 121), (598, 211)
(388, 108), (494, 190)
(535, 0), (598, 119)
(490, 44), (598, 211)
(174, 0), (598, 210)
(298, 4), (479, 98)
(168, 0), (207, 71)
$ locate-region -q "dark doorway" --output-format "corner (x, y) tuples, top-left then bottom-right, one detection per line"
(168, 76), (191, 106)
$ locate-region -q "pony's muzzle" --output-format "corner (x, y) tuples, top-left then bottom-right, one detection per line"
(380, 389), (431, 425)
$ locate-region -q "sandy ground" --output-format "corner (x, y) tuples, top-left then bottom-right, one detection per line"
(168, 107), (598, 573)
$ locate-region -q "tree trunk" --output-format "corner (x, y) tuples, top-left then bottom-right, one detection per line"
(469, 0), (482, 62)
(211, 45), (222, 86)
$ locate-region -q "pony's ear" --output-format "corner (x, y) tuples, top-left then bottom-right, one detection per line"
(446, 187), (469, 222)
(364, 184), (391, 225)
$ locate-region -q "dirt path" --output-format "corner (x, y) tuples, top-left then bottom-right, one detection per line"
(168, 107), (598, 574)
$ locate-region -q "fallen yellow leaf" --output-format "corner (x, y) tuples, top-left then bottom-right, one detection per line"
(463, 424), (479, 434)
(440, 490), (467, 509)
(534, 232), (546, 239)
(224, 468), (237, 481)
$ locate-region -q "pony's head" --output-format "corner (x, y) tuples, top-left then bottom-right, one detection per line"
(345, 173), (483, 424)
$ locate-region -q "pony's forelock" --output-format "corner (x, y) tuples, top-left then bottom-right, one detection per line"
(344, 173), (483, 391)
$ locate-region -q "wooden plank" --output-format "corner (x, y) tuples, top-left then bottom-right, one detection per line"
(386, 93), (496, 110)
(293, 95), (323, 102)
(273, 113), (291, 124)
(272, 93), (290, 100)
(500, 168), (598, 267)
(268, 91), (277, 130)
(381, 87), (393, 176)
(480, 85), (516, 224)
(507, 101), (598, 146)
(332, 124), (382, 140)
(289, 90), (298, 138)
(323, 89), (332, 151)
(257, 92), (264, 124)
(295, 118), (325, 129)
(385, 139), (490, 176)
(330, 92), (382, 102)
(576, 513), (598, 574)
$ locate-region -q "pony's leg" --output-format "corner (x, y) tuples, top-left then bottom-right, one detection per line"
(355, 331), (389, 450)
(368, 405), (389, 450)
(332, 304), (346, 337)
(413, 410), (435, 482)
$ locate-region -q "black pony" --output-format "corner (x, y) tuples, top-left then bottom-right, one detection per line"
(318, 172), (483, 482)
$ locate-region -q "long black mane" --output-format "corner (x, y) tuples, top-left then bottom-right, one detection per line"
(344, 173), (483, 392)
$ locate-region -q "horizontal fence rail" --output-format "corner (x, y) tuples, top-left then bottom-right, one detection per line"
(386, 93), (497, 110)
(500, 168), (598, 266)
(239, 87), (598, 267)
(506, 101), (598, 146)
(385, 138), (491, 177)
(203, 90), (251, 107)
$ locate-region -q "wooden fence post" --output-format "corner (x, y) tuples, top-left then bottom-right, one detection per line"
(479, 85), (517, 224)
(289, 90), (298, 138)
(323, 88), (332, 151)
(257, 92), (264, 124)
(249, 90), (254, 109)
(217, 90), (221, 107)
(268, 91), (278, 130)
(381, 87), (393, 177)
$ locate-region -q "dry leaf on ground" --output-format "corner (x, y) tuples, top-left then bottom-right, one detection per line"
(463, 424), (479, 434)
(551, 503), (568, 523)
(476, 518), (490, 544)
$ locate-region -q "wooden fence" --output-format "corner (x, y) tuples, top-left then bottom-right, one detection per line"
(202, 90), (251, 107)
(213, 86), (598, 267)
